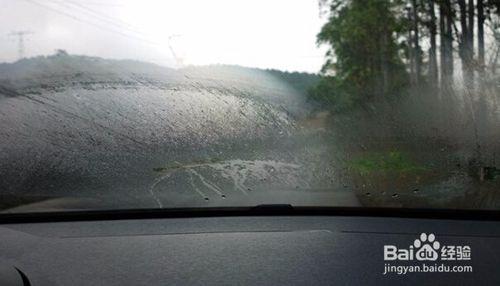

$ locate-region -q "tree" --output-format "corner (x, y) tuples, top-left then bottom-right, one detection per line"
(439, 0), (454, 87)
(311, 0), (500, 110)
(477, 0), (486, 74)
(411, 0), (422, 84)
(457, 0), (476, 87)
(314, 0), (408, 109)
(458, 0), (471, 83)
(427, 0), (439, 87)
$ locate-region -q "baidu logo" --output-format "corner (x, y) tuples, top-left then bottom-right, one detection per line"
(413, 233), (440, 261)
(384, 232), (471, 261)
(383, 233), (473, 275)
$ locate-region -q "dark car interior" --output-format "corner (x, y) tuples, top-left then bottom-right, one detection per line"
(0, 208), (499, 285)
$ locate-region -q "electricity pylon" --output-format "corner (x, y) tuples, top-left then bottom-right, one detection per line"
(8, 31), (34, 60)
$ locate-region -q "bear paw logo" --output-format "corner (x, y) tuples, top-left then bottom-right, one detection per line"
(414, 233), (440, 261)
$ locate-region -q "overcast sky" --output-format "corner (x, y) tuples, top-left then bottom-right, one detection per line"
(0, 0), (328, 73)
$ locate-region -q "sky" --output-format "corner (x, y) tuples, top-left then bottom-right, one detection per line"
(0, 0), (328, 73)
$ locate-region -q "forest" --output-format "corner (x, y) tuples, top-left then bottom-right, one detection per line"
(311, 0), (500, 109)
(306, 0), (500, 206)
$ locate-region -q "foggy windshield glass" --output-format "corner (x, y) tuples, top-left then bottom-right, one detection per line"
(1, 0), (499, 213)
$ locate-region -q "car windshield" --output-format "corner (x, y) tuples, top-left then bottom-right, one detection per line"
(0, 0), (499, 213)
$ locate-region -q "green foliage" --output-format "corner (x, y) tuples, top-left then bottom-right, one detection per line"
(310, 0), (409, 110)
(266, 69), (320, 95)
(307, 76), (355, 111)
(349, 151), (428, 175)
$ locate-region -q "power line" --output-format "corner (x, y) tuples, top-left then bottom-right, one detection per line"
(21, 0), (184, 67)
(56, 1), (184, 66)
(49, 1), (125, 7)
(67, 0), (139, 30)
(22, 0), (180, 64)
(52, 0), (145, 36)
(22, 0), (163, 48)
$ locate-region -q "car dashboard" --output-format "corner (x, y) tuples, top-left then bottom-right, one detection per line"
(0, 209), (499, 285)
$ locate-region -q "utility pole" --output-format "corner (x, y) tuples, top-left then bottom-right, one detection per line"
(8, 31), (34, 60)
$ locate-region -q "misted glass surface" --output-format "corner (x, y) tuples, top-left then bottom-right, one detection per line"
(1, 0), (499, 212)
